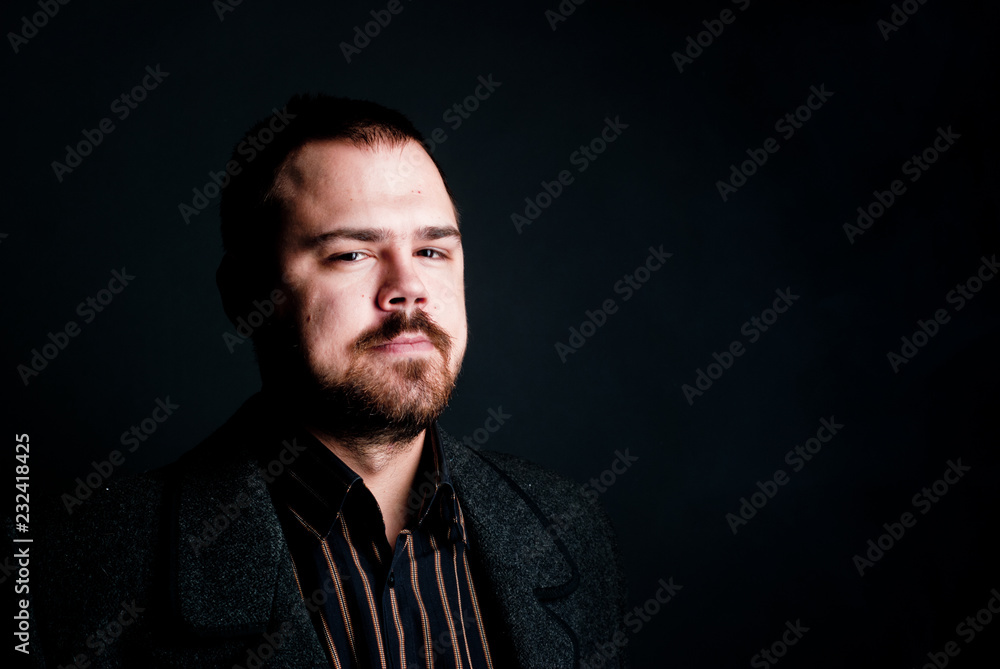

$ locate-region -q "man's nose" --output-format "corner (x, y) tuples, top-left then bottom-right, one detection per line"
(376, 254), (428, 311)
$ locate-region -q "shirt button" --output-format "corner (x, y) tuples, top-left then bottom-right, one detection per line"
(387, 571), (395, 588)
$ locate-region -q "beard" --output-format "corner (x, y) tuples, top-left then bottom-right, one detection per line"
(259, 308), (461, 452)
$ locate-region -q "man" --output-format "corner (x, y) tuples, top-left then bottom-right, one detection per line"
(30, 95), (627, 668)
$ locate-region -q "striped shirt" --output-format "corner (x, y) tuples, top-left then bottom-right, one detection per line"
(268, 423), (495, 669)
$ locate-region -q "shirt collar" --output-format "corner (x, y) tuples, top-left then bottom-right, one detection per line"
(266, 414), (463, 545)
(412, 421), (466, 544)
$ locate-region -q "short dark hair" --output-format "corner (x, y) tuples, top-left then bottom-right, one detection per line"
(219, 93), (458, 269)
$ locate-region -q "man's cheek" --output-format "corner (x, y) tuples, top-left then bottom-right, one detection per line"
(308, 316), (355, 365)
(272, 270), (306, 320)
(435, 278), (464, 310)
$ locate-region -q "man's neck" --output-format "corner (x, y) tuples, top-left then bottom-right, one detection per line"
(309, 427), (426, 550)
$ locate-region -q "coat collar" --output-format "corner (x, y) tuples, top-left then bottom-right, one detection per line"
(170, 393), (580, 665)
(170, 395), (299, 637)
(440, 431), (581, 667)
(168, 444), (331, 664)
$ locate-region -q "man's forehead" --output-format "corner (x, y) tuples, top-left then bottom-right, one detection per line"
(273, 138), (460, 226)
(276, 138), (435, 190)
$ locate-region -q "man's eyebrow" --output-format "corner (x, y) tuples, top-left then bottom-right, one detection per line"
(418, 225), (462, 241)
(308, 226), (461, 246)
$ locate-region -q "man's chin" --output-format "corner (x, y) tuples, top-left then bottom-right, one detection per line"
(299, 359), (455, 450)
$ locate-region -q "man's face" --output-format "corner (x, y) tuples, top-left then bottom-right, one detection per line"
(270, 139), (467, 447)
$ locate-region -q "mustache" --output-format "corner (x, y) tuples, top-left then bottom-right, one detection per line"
(352, 309), (453, 355)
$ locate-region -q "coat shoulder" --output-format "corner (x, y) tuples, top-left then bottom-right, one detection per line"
(461, 445), (620, 543)
(440, 431), (627, 596)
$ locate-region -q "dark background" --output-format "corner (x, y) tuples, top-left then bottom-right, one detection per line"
(4, 0), (998, 667)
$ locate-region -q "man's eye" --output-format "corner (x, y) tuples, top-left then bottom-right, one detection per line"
(329, 252), (366, 263)
(416, 249), (444, 258)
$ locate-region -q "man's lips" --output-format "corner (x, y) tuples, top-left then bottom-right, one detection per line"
(370, 335), (435, 353)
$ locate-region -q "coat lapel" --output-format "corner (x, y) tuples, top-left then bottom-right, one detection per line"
(168, 398), (328, 665)
(174, 450), (281, 635)
(441, 429), (581, 668)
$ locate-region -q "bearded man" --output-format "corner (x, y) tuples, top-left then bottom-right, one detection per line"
(29, 95), (627, 669)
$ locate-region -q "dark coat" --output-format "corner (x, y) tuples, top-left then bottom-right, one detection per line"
(29, 396), (628, 668)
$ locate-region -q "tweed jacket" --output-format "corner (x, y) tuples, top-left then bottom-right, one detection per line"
(28, 396), (628, 668)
